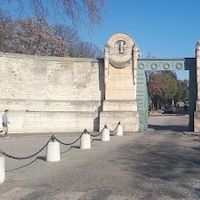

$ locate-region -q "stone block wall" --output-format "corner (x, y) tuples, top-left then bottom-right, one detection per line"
(0, 52), (103, 133)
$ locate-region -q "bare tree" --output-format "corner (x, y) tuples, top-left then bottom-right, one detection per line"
(71, 41), (102, 58)
(0, 12), (102, 58)
(0, 16), (68, 56)
(54, 24), (102, 58)
(4, 0), (105, 25)
(54, 24), (79, 45)
(0, 10), (13, 51)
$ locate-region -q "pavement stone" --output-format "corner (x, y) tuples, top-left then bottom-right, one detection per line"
(0, 114), (199, 199)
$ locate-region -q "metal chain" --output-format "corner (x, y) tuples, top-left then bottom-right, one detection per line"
(88, 129), (103, 137)
(110, 127), (117, 134)
(54, 131), (85, 146)
(87, 123), (119, 137)
(0, 122), (120, 160)
(110, 123), (119, 134)
(0, 137), (52, 160)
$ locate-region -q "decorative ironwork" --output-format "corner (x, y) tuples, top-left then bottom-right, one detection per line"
(150, 63), (158, 69)
(137, 59), (186, 71)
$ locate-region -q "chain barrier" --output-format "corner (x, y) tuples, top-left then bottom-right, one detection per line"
(87, 128), (103, 137)
(0, 122), (120, 160)
(0, 136), (52, 160)
(86, 123), (119, 137)
(53, 131), (85, 146)
(110, 122), (119, 135)
(110, 127), (117, 134)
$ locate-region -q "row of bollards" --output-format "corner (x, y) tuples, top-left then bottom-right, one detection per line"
(47, 123), (122, 161)
(0, 122), (123, 183)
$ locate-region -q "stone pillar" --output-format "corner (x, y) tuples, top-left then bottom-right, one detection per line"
(99, 33), (140, 132)
(132, 46), (140, 100)
(196, 41), (200, 100)
(194, 40), (200, 132)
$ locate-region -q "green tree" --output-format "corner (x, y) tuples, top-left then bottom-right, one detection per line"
(162, 71), (178, 103)
(148, 70), (179, 110)
(175, 79), (189, 103)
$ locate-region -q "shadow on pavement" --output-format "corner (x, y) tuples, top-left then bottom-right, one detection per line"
(111, 138), (200, 199)
(148, 124), (189, 132)
(148, 113), (189, 132)
(6, 158), (38, 172)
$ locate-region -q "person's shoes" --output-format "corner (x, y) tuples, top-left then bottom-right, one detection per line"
(4, 135), (9, 138)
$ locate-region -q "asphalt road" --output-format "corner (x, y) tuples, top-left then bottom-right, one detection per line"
(0, 114), (200, 200)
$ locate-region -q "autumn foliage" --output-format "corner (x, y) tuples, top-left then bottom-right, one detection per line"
(148, 71), (188, 110)
(0, 11), (102, 58)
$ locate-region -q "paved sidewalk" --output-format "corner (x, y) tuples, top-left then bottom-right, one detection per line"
(0, 128), (200, 199)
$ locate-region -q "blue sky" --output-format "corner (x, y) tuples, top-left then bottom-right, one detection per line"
(81, 0), (200, 57)
(78, 0), (200, 80)
(2, 0), (200, 80)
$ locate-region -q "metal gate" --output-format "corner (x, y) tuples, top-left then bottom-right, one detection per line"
(136, 58), (196, 131)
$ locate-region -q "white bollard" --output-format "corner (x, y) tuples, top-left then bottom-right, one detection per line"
(80, 130), (91, 149)
(116, 122), (123, 136)
(46, 141), (61, 162)
(0, 156), (5, 184)
(101, 125), (110, 142)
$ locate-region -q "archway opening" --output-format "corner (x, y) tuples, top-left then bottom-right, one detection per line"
(147, 70), (189, 132)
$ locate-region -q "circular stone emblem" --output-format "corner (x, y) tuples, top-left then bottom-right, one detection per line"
(109, 39), (132, 69)
(114, 40), (128, 55)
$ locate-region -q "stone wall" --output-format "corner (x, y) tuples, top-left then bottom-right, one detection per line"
(0, 52), (103, 133)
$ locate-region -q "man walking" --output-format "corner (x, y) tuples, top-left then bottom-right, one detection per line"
(0, 110), (10, 138)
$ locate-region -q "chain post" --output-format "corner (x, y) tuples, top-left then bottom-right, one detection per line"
(0, 156), (5, 184)
(84, 129), (89, 134)
(80, 129), (91, 149)
(102, 124), (110, 142)
(46, 137), (61, 162)
(116, 121), (123, 136)
(51, 135), (55, 142)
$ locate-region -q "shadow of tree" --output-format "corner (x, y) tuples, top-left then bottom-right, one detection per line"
(108, 136), (200, 199)
(148, 124), (189, 132)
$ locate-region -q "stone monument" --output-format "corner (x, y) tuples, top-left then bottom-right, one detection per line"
(99, 33), (140, 132)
